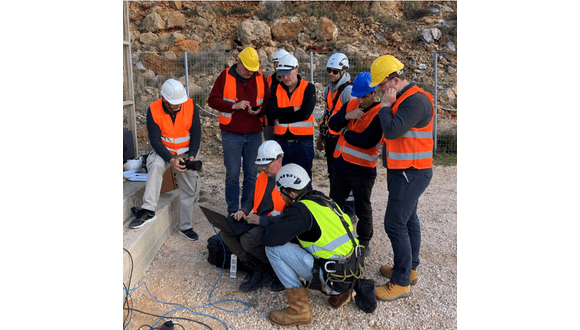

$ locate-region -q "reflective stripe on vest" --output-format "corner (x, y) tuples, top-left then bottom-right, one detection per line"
(252, 172), (286, 216)
(296, 199), (357, 260)
(150, 98), (194, 156)
(219, 68), (265, 125)
(384, 85), (434, 169)
(333, 99), (381, 168)
(273, 80), (314, 136)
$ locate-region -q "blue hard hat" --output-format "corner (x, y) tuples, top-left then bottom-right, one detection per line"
(351, 72), (377, 97)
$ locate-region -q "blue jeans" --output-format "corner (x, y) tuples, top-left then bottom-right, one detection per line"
(221, 130), (262, 212)
(266, 242), (314, 289)
(276, 139), (314, 186)
(384, 168), (432, 286)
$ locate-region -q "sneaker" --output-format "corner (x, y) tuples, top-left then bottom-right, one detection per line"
(375, 282), (411, 301)
(179, 228), (199, 241)
(128, 209), (156, 229)
(379, 265), (418, 286)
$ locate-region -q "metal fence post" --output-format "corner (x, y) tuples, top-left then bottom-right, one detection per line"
(184, 51), (189, 98)
(433, 52), (438, 155)
(310, 51), (314, 83)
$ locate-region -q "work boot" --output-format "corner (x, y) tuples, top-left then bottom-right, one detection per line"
(379, 265), (418, 286)
(239, 259), (273, 292)
(375, 281), (411, 301)
(269, 286), (313, 327)
(329, 289), (356, 309)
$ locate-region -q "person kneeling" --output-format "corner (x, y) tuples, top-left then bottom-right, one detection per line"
(261, 164), (374, 327)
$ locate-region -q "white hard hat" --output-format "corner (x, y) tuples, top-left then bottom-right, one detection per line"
(276, 163), (310, 191)
(256, 140), (284, 166)
(160, 79), (188, 105)
(276, 54), (299, 76)
(327, 53), (349, 70)
(272, 49), (290, 62)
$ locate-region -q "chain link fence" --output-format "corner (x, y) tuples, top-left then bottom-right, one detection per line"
(125, 49), (456, 154)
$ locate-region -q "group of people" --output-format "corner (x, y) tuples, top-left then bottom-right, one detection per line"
(127, 46), (435, 326)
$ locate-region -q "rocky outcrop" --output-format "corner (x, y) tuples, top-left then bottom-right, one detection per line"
(125, 1), (458, 154)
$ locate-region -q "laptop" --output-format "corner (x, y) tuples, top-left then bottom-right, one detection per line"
(199, 205), (252, 235)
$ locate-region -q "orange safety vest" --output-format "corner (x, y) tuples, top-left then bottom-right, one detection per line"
(266, 74), (273, 88)
(383, 85), (434, 169)
(333, 99), (381, 168)
(150, 98), (194, 156)
(219, 68), (265, 125)
(325, 83), (349, 136)
(264, 74), (275, 126)
(252, 171), (286, 216)
(273, 80), (314, 136)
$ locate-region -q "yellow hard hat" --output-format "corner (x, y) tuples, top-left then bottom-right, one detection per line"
(369, 55), (405, 87)
(238, 47), (260, 72)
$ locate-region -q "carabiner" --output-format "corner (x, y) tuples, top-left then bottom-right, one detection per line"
(324, 260), (336, 273)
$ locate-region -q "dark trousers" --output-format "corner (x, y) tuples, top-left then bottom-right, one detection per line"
(206, 213), (268, 264)
(277, 138), (314, 189)
(324, 135), (355, 218)
(329, 169), (376, 246)
(384, 168), (432, 286)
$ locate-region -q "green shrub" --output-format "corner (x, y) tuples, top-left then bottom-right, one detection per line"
(403, 2), (432, 20)
(436, 132), (457, 154)
(184, 9), (197, 18)
(375, 15), (404, 31)
(229, 7), (251, 15)
(433, 152), (457, 166)
(192, 92), (207, 107)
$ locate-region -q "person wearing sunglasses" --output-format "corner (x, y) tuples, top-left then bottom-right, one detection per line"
(317, 52), (357, 222)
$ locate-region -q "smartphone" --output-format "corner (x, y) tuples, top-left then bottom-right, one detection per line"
(251, 106), (260, 111)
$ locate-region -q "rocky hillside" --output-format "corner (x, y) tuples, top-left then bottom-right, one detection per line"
(125, 1), (457, 156)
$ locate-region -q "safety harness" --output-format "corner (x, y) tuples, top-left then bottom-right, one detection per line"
(305, 197), (366, 295)
(319, 82), (352, 141)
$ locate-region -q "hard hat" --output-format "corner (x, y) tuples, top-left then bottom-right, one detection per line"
(351, 72), (377, 97)
(272, 49), (290, 62)
(255, 140), (284, 166)
(160, 79), (188, 105)
(238, 47), (260, 72)
(369, 55), (405, 87)
(327, 52), (349, 70)
(276, 54), (298, 76)
(276, 163), (310, 191)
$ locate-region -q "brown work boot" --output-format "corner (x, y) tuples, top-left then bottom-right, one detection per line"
(379, 265), (418, 286)
(269, 286), (313, 327)
(375, 281), (411, 301)
(329, 289), (356, 309)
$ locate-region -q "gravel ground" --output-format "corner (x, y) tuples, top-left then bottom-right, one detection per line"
(123, 157), (457, 330)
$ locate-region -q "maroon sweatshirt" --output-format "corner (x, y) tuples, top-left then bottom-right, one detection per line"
(207, 63), (270, 134)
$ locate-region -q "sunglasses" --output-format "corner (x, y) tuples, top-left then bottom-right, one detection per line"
(327, 68), (341, 75)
